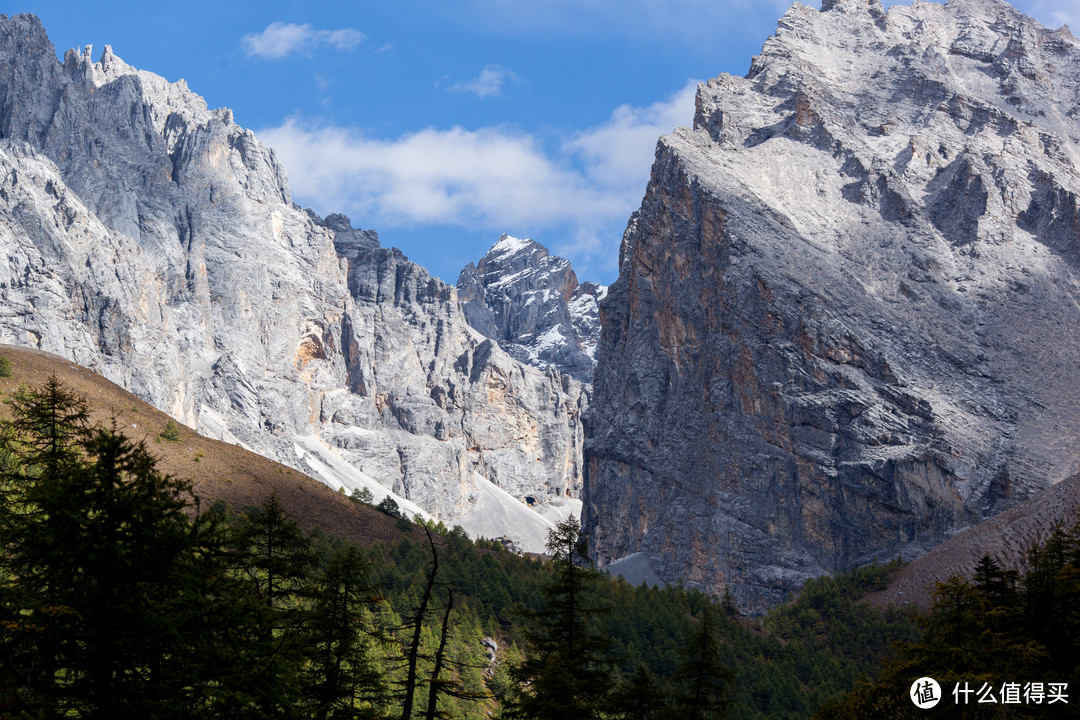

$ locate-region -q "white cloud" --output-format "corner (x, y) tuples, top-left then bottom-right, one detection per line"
(1020, 0), (1080, 29)
(257, 81), (697, 271)
(565, 81), (697, 194)
(242, 22), (365, 59)
(449, 66), (519, 98)
(259, 120), (620, 228)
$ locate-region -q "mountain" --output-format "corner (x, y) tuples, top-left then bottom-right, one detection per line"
(457, 234), (606, 384)
(584, 0), (1080, 611)
(866, 470), (1080, 611)
(0, 344), (417, 548)
(0, 14), (583, 552)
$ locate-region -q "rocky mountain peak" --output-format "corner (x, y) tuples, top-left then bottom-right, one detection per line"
(0, 14), (586, 554)
(586, 0), (1080, 611)
(485, 233), (550, 265)
(457, 235), (605, 383)
(818, 0), (885, 16)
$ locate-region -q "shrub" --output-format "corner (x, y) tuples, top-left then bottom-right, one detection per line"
(376, 496), (401, 518)
(159, 419), (182, 443)
(350, 487), (375, 505)
(0, 355), (11, 378)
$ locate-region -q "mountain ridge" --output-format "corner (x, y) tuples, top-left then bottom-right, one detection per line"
(584, 0), (1080, 611)
(0, 13), (583, 553)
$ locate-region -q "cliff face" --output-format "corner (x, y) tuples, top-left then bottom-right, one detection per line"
(584, 0), (1080, 611)
(457, 235), (605, 384)
(0, 14), (584, 547)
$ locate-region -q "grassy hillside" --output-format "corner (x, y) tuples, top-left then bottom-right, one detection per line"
(0, 343), (415, 548)
(866, 472), (1080, 611)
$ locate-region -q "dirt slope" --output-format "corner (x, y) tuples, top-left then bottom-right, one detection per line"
(0, 344), (413, 548)
(866, 473), (1080, 611)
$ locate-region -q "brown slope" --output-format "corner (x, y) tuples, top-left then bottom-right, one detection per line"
(866, 472), (1080, 611)
(0, 343), (414, 548)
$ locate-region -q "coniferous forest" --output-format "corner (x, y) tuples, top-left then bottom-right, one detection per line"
(2, 377), (1076, 718)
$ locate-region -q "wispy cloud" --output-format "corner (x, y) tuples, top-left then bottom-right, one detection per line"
(1021, 0), (1080, 29)
(257, 81), (696, 271)
(258, 121), (620, 227)
(565, 81), (697, 195)
(449, 66), (519, 98)
(242, 22), (365, 59)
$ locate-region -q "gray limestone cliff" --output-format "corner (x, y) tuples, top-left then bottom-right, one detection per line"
(457, 235), (605, 383)
(584, 0), (1080, 611)
(0, 14), (584, 549)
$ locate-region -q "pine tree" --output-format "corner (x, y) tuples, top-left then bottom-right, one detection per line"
(610, 663), (668, 720)
(232, 493), (318, 614)
(0, 380), (303, 719)
(0, 380), (198, 718)
(161, 507), (298, 719)
(305, 544), (390, 719)
(506, 515), (613, 720)
(228, 494), (319, 717)
(670, 605), (735, 720)
(0, 379), (95, 713)
(720, 588), (739, 620)
(72, 427), (195, 719)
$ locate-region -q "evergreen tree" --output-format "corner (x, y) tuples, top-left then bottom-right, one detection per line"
(720, 589), (739, 620)
(305, 545), (390, 719)
(228, 495), (320, 717)
(232, 494), (319, 614)
(0, 377), (91, 713)
(150, 508), (277, 718)
(814, 524), (1080, 719)
(505, 516), (612, 720)
(0, 381), (198, 718)
(6, 374), (90, 476)
(0, 380), (305, 719)
(610, 663), (668, 720)
(669, 605), (735, 720)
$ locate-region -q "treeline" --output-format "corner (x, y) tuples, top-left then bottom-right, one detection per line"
(816, 519), (1080, 718)
(0, 378), (921, 719)
(0, 378), (437, 719)
(377, 524), (919, 719)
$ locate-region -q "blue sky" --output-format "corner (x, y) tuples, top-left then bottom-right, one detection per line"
(18, 0), (1080, 284)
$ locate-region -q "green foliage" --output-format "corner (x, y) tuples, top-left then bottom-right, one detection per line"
(232, 494), (318, 613)
(816, 526), (1080, 719)
(670, 605), (735, 719)
(609, 662), (668, 720)
(0, 379), (250, 718)
(0, 355), (11, 378)
(304, 545), (391, 718)
(159, 418), (182, 442)
(0, 381), (388, 719)
(377, 495), (402, 518)
(503, 516), (614, 720)
(351, 486), (375, 505)
(369, 519), (916, 720)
